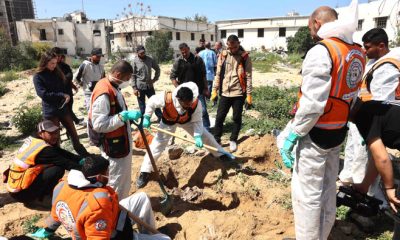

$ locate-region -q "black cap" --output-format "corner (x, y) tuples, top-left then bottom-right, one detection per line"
(91, 48), (104, 56)
(136, 45), (145, 53)
(37, 120), (60, 133)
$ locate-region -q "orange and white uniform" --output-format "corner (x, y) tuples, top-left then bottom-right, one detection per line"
(45, 170), (170, 240)
(139, 82), (224, 173)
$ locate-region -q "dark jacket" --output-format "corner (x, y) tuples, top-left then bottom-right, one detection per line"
(132, 55), (160, 90)
(58, 62), (73, 96)
(170, 52), (207, 93)
(33, 69), (69, 118)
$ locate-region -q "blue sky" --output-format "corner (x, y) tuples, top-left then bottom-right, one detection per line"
(35, 0), (369, 22)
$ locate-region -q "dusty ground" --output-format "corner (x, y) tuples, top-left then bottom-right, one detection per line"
(0, 62), (394, 239)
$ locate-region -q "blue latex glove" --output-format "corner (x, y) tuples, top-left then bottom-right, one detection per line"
(120, 110), (142, 122)
(29, 228), (54, 238)
(279, 131), (300, 168)
(194, 135), (203, 148)
(79, 158), (86, 166)
(143, 115), (151, 128)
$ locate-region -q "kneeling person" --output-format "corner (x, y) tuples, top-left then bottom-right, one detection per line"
(6, 120), (83, 209)
(31, 155), (171, 240)
(137, 82), (227, 188)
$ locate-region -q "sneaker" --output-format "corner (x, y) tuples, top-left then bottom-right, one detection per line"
(136, 172), (150, 189)
(229, 141), (237, 152)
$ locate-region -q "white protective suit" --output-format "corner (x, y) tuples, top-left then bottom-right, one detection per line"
(340, 48), (400, 183)
(67, 170), (170, 240)
(140, 82), (224, 173)
(90, 80), (133, 199)
(291, 1), (360, 239)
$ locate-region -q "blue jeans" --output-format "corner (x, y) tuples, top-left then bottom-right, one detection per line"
(137, 88), (162, 119)
(207, 81), (213, 97)
(198, 94), (210, 131)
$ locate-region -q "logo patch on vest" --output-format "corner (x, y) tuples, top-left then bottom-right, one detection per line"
(346, 58), (363, 89)
(95, 219), (107, 231)
(55, 201), (76, 232)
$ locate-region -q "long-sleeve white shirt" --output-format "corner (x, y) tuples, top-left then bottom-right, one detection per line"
(145, 82), (204, 137)
(364, 47), (400, 101)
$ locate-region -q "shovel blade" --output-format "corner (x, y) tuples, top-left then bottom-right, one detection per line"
(160, 195), (173, 216)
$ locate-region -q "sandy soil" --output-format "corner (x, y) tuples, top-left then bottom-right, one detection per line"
(0, 63), (389, 239)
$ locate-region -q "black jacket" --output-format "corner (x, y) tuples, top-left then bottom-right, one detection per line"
(33, 69), (69, 118)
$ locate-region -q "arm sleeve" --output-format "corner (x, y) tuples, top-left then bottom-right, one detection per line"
(131, 61), (137, 89)
(292, 45), (333, 137)
(74, 63), (86, 83)
(199, 58), (207, 89)
(213, 52), (217, 66)
(82, 207), (114, 240)
(170, 60), (179, 80)
(191, 100), (204, 137)
(64, 65), (73, 82)
(370, 64), (400, 101)
(35, 146), (81, 170)
(213, 56), (223, 91)
(245, 56), (253, 95)
(144, 93), (166, 117)
(91, 95), (125, 133)
(33, 74), (65, 103)
(153, 59), (161, 81)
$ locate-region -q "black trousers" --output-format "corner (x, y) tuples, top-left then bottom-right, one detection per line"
(137, 88), (162, 119)
(10, 166), (64, 202)
(213, 95), (245, 143)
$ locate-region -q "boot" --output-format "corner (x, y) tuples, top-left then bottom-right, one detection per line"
(136, 172), (150, 189)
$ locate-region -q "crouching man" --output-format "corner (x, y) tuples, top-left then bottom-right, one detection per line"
(30, 155), (171, 240)
(6, 120), (83, 209)
(136, 82), (229, 188)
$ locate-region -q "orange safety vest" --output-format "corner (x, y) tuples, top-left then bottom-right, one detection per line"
(7, 137), (49, 193)
(219, 50), (249, 93)
(48, 181), (120, 240)
(295, 38), (365, 130)
(162, 91), (199, 125)
(359, 57), (400, 101)
(89, 78), (130, 158)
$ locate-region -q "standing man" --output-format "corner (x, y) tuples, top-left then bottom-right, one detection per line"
(211, 35), (252, 152)
(131, 45), (162, 121)
(89, 60), (142, 199)
(213, 41), (223, 57)
(279, 4), (365, 240)
(199, 42), (217, 99)
(75, 48), (105, 111)
(198, 38), (206, 52)
(339, 28), (400, 185)
(170, 43), (211, 131)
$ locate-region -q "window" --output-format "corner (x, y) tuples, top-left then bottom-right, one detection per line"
(93, 30), (101, 36)
(58, 29), (64, 35)
(375, 17), (388, 28)
(191, 33), (195, 41)
(238, 29), (244, 38)
(39, 29), (46, 40)
(125, 33), (132, 43)
(211, 34), (214, 41)
(357, 20), (364, 31)
(221, 30), (226, 39)
(60, 48), (68, 54)
(201, 34), (205, 40)
(168, 31), (173, 40)
(176, 32), (180, 40)
(279, 27), (286, 37)
(148, 31), (153, 36)
(258, 28), (264, 38)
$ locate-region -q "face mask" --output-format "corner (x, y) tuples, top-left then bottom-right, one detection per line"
(118, 81), (130, 89)
(109, 76), (130, 89)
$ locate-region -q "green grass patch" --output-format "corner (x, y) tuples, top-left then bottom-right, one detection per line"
(0, 70), (19, 82)
(286, 53), (303, 68)
(12, 105), (42, 136)
(22, 214), (41, 234)
(0, 82), (9, 96)
(71, 58), (82, 69)
(242, 85), (298, 134)
(251, 52), (282, 73)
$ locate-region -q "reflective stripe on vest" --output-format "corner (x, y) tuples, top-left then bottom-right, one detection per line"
(7, 137), (49, 193)
(297, 38), (365, 130)
(162, 91), (198, 125)
(359, 57), (400, 101)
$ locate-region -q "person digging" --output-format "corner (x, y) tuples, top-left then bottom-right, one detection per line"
(136, 82), (236, 188)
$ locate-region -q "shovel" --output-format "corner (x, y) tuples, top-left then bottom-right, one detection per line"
(119, 204), (160, 234)
(132, 117), (173, 216)
(150, 125), (236, 160)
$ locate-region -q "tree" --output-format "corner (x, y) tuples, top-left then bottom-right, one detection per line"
(286, 27), (314, 54)
(145, 31), (173, 63)
(185, 14), (209, 24)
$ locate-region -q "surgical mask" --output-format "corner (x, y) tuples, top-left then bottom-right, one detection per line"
(118, 81), (130, 89)
(109, 76), (130, 89)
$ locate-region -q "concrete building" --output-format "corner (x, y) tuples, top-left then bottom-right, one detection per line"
(0, 0), (35, 45)
(216, 0), (400, 51)
(111, 15), (215, 55)
(16, 11), (111, 56)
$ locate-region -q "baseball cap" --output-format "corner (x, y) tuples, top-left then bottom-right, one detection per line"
(136, 45), (145, 53)
(37, 120), (60, 133)
(91, 48), (104, 56)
